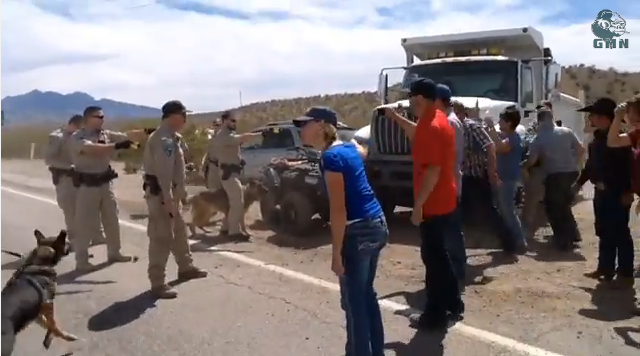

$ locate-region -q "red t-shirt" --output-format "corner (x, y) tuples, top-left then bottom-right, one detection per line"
(412, 108), (457, 217)
(628, 128), (640, 195)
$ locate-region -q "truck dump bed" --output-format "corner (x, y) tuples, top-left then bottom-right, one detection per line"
(401, 27), (544, 63)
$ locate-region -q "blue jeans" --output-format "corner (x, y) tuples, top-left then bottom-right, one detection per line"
(496, 180), (526, 248)
(446, 198), (466, 282)
(339, 215), (388, 356)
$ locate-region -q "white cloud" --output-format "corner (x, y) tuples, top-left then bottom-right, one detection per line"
(1, 0), (639, 112)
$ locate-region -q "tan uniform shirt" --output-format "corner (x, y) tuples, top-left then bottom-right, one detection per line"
(70, 128), (128, 173)
(204, 129), (220, 164)
(45, 128), (75, 169)
(212, 127), (242, 165)
(143, 125), (186, 201)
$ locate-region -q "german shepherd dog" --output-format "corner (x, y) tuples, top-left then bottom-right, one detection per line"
(1, 230), (78, 356)
(188, 179), (268, 236)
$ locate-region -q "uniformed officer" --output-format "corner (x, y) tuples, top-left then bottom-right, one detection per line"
(143, 100), (208, 298)
(203, 116), (224, 191)
(211, 110), (262, 238)
(45, 115), (84, 247)
(70, 106), (147, 271)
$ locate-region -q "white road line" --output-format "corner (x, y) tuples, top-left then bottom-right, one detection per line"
(1, 185), (567, 356)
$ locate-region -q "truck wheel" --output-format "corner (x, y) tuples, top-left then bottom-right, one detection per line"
(259, 192), (279, 224)
(281, 191), (314, 236)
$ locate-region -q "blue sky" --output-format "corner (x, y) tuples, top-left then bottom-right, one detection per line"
(2, 0), (639, 111)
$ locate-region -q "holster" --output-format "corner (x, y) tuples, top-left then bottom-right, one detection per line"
(48, 167), (74, 186)
(77, 166), (118, 187)
(220, 160), (245, 181)
(142, 174), (162, 196)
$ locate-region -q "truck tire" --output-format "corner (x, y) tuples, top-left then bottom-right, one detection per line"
(281, 191), (314, 236)
(259, 192), (279, 224)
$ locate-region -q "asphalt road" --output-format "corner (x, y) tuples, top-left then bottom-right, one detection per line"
(1, 186), (539, 356)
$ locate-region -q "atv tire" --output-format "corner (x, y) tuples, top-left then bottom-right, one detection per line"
(280, 191), (315, 236)
(259, 192), (280, 224)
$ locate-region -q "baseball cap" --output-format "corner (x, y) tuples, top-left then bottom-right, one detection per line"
(435, 83), (452, 103)
(535, 100), (552, 110)
(161, 100), (190, 117)
(293, 106), (338, 127)
(576, 97), (617, 117)
(408, 78), (437, 100)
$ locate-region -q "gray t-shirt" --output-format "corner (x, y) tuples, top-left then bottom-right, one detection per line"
(446, 109), (464, 197)
(530, 121), (582, 174)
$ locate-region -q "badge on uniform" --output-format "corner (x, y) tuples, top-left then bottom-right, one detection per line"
(162, 138), (174, 157)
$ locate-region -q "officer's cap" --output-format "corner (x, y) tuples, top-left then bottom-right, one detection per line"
(293, 106), (338, 127)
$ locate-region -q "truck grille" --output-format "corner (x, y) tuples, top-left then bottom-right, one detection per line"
(372, 107), (416, 155)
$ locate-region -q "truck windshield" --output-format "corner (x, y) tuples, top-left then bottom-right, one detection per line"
(402, 60), (518, 102)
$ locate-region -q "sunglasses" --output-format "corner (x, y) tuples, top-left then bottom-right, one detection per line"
(92, 114), (105, 119)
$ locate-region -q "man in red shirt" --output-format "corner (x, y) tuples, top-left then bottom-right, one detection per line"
(383, 78), (463, 331)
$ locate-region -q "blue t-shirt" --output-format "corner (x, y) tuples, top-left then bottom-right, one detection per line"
(321, 143), (382, 221)
(497, 131), (523, 182)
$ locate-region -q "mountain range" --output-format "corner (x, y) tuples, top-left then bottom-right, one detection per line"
(1, 90), (161, 126)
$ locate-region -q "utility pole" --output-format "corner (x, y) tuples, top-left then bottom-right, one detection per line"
(239, 90), (243, 106)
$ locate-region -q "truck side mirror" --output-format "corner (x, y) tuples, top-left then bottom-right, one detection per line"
(546, 63), (561, 93)
(377, 72), (389, 105)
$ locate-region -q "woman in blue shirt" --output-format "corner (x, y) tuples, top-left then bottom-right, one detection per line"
(485, 107), (527, 253)
(293, 106), (388, 356)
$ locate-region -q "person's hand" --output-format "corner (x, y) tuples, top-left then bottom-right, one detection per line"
(410, 207), (422, 226)
(483, 117), (495, 129)
(570, 183), (581, 198)
(331, 255), (344, 277)
(615, 103), (627, 120)
(163, 199), (176, 217)
(621, 192), (634, 206)
(383, 107), (397, 118)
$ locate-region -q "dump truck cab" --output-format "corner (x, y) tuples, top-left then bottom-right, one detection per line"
(366, 27), (565, 214)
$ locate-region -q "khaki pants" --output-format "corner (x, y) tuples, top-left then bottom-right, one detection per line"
(145, 194), (193, 288)
(74, 183), (122, 264)
(522, 168), (545, 235)
(220, 172), (244, 235)
(55, 176), (77, 243)
(207, 163), (222, 191)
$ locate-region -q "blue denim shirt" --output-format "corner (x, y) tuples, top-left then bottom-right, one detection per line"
(497, 131), (523, 181)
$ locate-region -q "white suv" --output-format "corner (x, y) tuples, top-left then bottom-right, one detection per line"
(241, 121), (356, 180)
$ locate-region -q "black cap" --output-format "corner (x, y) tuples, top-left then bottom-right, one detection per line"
(293, 106), (338, 127)
(161, 100), (190, 117)
(409, 78), (437, 100)
(535, 100), (552, 110)
(576, 97), (617, 117)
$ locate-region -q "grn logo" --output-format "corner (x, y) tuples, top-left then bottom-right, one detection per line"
(592, 9), (630, 49)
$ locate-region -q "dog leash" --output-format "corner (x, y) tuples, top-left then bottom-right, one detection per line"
(1, 249), (23, 259)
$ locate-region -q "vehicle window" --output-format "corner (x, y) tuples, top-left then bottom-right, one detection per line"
(241, 130), (263, 149)
(337, 128), (355, 142)
(261, 128), (295, 149)
(403, 60), (518, 102)
(520, 65), (534, 107)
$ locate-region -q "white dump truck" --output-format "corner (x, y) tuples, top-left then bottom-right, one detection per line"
(362, 26), (585, 214)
